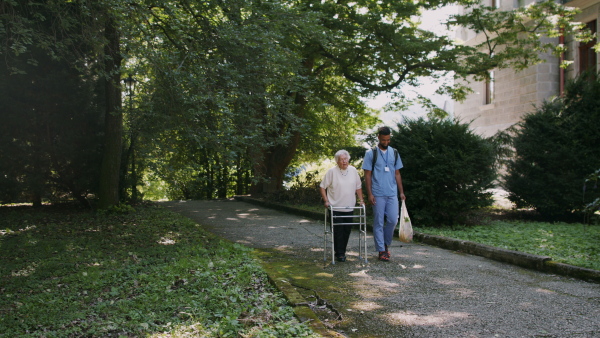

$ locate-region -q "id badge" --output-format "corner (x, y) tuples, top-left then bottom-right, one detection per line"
(385, 166), (390, 172)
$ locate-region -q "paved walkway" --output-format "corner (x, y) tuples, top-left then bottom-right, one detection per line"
(162, 200), (600, 338)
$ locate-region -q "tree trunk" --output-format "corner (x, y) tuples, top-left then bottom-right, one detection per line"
(97, 15), (123, 209)
(235, 154), (248, 195)
(249, 56), (313, 195)
(130, 133), (138, 203)
(250, 87), (309, 194)
(249, 122), (303, 194)
(218, 156), (228, 199)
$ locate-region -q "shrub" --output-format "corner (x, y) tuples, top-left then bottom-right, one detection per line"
(267, 169), (323, 206)
(391, 118), (497, 226)
(503, 76), (600, 219)
(583, 169), (600, 225)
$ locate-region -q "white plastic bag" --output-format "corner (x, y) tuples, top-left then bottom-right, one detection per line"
(398, 200), (413, 243)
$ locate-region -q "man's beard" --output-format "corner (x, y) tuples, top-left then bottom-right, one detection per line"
(378, 143), (388, 150)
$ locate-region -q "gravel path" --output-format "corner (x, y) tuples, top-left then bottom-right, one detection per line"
(162, 200), (600, 338)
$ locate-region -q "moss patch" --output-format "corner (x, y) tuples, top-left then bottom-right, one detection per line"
(253, 248), (387, 337)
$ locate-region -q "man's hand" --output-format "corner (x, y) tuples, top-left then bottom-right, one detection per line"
(369, 194), (376, 205)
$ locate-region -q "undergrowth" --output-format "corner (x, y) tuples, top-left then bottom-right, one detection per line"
(0, 204), (319, 337)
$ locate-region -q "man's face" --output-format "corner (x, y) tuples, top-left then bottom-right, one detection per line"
(378, 134), (391, 149)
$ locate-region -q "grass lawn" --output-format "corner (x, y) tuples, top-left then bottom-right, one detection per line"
(0, 204), (318, 337)
(417, 220), (600, 271)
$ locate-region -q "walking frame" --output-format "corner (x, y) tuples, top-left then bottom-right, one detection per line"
(323, 205), (368, 265)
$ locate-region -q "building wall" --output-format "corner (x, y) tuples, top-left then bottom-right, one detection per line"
(454, 0), (598, 137)
(455, 54), (560, 137)
(565, 1), (600, 80)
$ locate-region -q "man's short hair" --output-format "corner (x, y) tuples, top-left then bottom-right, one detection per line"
(378, 126), (391, 136)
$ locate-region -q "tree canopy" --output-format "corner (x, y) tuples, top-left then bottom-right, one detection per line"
(0, 0), (591, 205)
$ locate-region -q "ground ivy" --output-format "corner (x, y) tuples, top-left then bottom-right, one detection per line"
(0, 205), (319, 337)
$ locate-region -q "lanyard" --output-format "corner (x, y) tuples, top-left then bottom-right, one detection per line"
(378, 148), (389, 168)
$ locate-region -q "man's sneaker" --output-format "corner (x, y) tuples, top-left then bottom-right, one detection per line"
(336, 255), (347, 262)
(378, 251), (389, 262)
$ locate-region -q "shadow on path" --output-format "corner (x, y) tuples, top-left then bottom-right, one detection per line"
(162, 200), (600, 338)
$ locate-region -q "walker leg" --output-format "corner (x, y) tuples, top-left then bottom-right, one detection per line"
(358, 217), (363, 261)
(361, 207), (368, 264)
(324, 208), (335, 265)
(324, 210), (327, 263)
(331, 217), (335, 265)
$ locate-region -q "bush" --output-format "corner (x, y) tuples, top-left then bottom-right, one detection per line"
(267, 170), (323, 206)
(270, 149), (369, 209)
(503, 76), (600, 219)
(583, 169), (600, 225)
(391, 118), (497, 226)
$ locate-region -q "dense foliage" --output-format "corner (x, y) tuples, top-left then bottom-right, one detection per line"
(0, 205), (318, 337)
(0, 57), (103, 206)
(391, 118), (497, 226)
(503, 76), (600, 219)
(583, 169), (600, 224)
(0, 0), (591, 207)
(267, 146), (369, 206)
(0, 3), (104, 206)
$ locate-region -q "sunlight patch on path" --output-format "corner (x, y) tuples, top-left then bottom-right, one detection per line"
(386, 310), (471, 327)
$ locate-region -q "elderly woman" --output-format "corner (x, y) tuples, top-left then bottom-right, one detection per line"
(319, 149), (364, 262)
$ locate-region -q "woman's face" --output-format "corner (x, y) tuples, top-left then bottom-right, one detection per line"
(337, 155), (349, 170)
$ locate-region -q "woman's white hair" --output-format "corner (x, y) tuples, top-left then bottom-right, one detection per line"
(334, 149), (350, 163)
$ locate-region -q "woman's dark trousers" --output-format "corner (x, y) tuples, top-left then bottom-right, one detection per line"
(332, 210), (353, 258)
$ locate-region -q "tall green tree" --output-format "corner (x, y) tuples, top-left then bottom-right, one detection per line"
(0, 1), (106, 206)
(1, 0), (592, 204)
(97, 11), (124, 209)
(1, 0), (137, 208)
(120, 0), (319, 195)
(254, 0), (588, 192)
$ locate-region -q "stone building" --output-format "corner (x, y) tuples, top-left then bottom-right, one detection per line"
(453, 0), (598, 137)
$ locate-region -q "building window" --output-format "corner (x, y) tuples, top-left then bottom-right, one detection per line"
(579, 20), (597, 76)
(484, 70), (495, 105)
